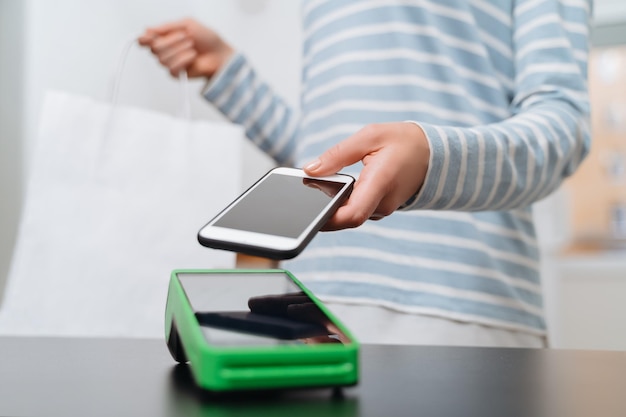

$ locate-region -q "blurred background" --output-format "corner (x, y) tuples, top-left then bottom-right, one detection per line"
(0, 0), (624, 349)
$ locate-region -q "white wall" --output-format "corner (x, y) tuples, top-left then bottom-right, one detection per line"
(0, 0), (302, 301)
(593, 0), (626, 25)
(0, 0), (25, 305)
(546, 256), (626, 350)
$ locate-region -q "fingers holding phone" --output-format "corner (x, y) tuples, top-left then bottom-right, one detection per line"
(304, 122), (430, 230)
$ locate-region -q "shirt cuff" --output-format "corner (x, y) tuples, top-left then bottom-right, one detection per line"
(202, 52), (248, 104)
(398, 121), (446, 211)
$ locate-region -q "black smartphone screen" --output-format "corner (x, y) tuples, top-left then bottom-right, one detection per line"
(195, 311), (329, 340)
(177, 272), (350, 347)
(212, 174), (345, 238)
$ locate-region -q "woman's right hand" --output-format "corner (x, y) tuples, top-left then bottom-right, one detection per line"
(138, 18), (234, 79)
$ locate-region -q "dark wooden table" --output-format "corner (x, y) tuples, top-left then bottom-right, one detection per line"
(0, 337), (624, 417)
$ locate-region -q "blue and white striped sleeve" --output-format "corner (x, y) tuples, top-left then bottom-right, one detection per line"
(202, 53), (299, 166)
(404, 0), (591, 211)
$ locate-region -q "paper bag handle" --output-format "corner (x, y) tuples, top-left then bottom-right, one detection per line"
(110, 36), (191, 120)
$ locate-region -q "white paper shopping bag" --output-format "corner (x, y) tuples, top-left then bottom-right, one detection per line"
(0, 89), (243, 337)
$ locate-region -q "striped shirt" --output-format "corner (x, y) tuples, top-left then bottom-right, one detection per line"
(204, 0), (591, 336)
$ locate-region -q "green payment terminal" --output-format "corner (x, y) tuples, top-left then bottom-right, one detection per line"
(164, 269), (359, 391)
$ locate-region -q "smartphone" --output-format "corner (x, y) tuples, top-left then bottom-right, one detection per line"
(197, 167), (354, 260)
(164, 269), (359, 391)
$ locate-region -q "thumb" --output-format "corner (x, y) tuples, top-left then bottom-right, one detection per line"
(303, 128), (375, 176)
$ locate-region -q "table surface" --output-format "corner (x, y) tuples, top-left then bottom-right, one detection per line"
(0, 337), (624, 417)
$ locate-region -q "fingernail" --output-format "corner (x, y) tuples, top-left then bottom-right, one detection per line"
(304, 159), (321, 172)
